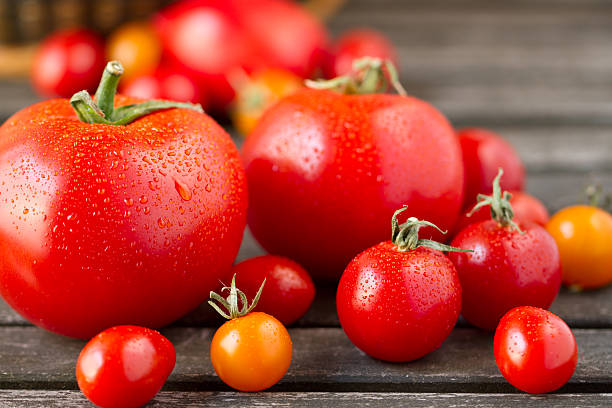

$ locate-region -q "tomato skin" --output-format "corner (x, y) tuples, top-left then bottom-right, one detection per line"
(211, 312), (292, 392)
(337, 243), (462, 362)
(458, 128), (525, 206)
(31, 29), (105, 98)
(546, 205), (612, 290)
(449, 220), (561, 330)
(76, 325), (176, 408)
(0, 96), (247, 338)
(494, 306), (578, 394)
(106, 22), (161, 82)
(122, 65), (206, 105)
(232, 255), (315, 325)
(242, 89), (464, 281)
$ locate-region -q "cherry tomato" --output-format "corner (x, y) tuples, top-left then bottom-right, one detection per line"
(494, 306), (578, 393)
(31, 28), (105, 98)
(232, 255), (315, 325)
(458, 127), (525, 207)
(242, 60), (464, 281)
(337, 208), (463, 362)
(122, 64), (206, 105)
(76, 325), (176, 408)
(449, 171), (561, 330)
(209, 276), (292, 392)
(325, 29), (398, 78)
(0, 62), (247, 338)
(106, 21), (161, 82)
(546, 205), (612, 290)
(231, 68), (303, 136)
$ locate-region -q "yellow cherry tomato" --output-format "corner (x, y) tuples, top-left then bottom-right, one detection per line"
(546, 205), (612, 290)
(232, 68), (303, 136)
(106, 22), (161, 81)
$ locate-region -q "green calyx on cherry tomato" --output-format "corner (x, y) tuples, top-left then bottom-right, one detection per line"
(76, 325), (176, 408)
(337, 207), (468, 362)
(494, 306), (578, 394)
(208, 275), (292, 392)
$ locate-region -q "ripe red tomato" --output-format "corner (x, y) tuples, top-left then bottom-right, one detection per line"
(242, 62), (464, 281)
(494, 306), (578, 393)
(449, 171), (561, 330)
(76, 325), (176, 408)
(337, 209), (463, 362)
(325, 29), (398, 78)
(458, 127), (525, 206)
(453, 190), (549, 234)
(0, 62), (247, 338)
(31, 28), (105, 98)
(122, 65), (205, 105)
(232, 255), (315, 325)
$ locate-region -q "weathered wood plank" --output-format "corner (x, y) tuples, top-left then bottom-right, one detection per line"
(0, 327), (609, 392)
(0, 390), (610, 408)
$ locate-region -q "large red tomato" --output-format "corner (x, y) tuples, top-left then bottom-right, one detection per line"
(0, 62), (247, 338)
(242, 63), (464, 280)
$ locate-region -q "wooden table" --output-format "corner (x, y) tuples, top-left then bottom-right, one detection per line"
(1, 0), (612, 406)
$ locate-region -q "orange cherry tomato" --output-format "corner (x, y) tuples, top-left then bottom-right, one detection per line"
(107, 22), (161, 81)
(209, 276), (292, 392)
(231, 68), (302, 136)
(546, 205), (612, 290)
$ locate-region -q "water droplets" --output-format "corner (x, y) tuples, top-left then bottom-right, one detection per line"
(174, 178), (192, 201)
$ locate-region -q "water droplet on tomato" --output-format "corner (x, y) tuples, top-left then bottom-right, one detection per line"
(174, 178), (192, 201)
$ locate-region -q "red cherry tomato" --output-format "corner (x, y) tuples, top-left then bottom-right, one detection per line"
(122, 65), (206, 105)
(458, 127), (525, 206)
(326, 29), (398, 78)
(31, 28), (105, 98)
(337, 210), (462, 362)
(232, 255), (315, 325)
(494, 306), (578, 393)
(0, 62), (247, 338)
(76, 325), (176, 408)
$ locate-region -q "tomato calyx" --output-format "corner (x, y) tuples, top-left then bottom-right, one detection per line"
(209, 274), (266, 320)
(392, 206), (472, 253)
(70, 61), (203, 126)
(306, 57), (406, 96)
(586, 184), (611, 211)
(467, 168), (524, 233)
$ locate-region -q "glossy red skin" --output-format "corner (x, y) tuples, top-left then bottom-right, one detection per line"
(0, 95), (247, 338)
(242, 89), (464, 281)
(449, 220), (561, 330)
(458, 128), (525, 206)
(337, 243), (462, 362)
(453, 191), (549, 235)
(76, 325), (176, 408)
(122, 66), (206, 105)
(325, 29), (398, 78)
(232, 255), (315, 325)
(31, 29), (106, 98)
(494, 306), (578, 393)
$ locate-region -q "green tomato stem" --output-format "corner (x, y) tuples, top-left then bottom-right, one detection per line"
(208, 274), (266, 320)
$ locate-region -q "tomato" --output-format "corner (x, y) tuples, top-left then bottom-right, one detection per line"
(449, 170), (561, 330)
(242, 60), (464, 281)
(458, 127), (525, 207)
(325, 29), (398, 78)
(232, 255), (315, 325)
(546, 205), (612, 290)
(31, 28), (105, 98)
(106, 22), (161, 82)
(494, 306), (578, 393)
(76, 325), (176, 408)
(209, 276), (292, 391)
(0, 61), (247, 338)
(453, 190), (549, 235)
(231, 68), (303, 136)
(337, 208), (464, 362)
(122, 64), (205, 105)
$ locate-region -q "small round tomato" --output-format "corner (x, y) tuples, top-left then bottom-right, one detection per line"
(337, 207), (464, 362)
(106, 21), (161, 82)
(31, 28), (105, 97)
(232, 255), (315, 325)
(546, 205), (612, 290)
(76, 325), (176, 408)
(209, 276), (292, 392)
(494, 306), (578, 394)
(458, 127), (525, 206)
